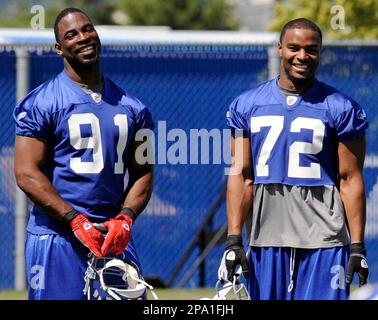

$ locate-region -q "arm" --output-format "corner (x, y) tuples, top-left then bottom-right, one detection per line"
(122, 139), (154, 217)
(226, 133), (254, 236)
(338, 138), (366, 243)
(14, 135), (104, 257)
(14, 135), (72, 220)
(218, 132), (252, 282)
(338, 138), (369, 286)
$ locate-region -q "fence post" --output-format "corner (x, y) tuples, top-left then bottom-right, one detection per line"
(268, 41), (280, 80)
(15, 47), (29, 291)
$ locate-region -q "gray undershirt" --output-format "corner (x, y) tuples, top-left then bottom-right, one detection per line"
(278, 85), (305, 97)
(245, 184), (350, 248)
(78, 82), (104, 96)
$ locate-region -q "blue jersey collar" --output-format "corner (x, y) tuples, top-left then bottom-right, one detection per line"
(58, 70), (109, 104)
(272, 77), (321, 108)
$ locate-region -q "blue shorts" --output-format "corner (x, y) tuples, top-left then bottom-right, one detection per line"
(247, 246), (350, 300)
(25, 231), (142, 300)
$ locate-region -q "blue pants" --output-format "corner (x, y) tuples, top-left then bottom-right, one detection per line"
(247, 246), (350, 300)
(25, 231), (142, 300)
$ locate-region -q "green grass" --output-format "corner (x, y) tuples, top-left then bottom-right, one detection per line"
(1, 287), (359, 300)
(0, 290), (27, 300)
(0, 288), (216, 300)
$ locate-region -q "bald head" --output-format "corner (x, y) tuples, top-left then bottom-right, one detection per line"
(54, 7), (92, 43)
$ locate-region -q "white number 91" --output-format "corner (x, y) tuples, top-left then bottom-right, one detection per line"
(68, 113), (128, 174)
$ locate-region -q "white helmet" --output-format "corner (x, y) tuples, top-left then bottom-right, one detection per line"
(203, 276), (250, 300)
(84, 254), (158, 300)
(204, 248), (251, 300)
(349, 284), (378, 300)
(212, 277), (250, 300)
(201, 267), (250, 300)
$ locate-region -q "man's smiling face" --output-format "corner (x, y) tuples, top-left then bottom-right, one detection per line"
(278, 27), (321, 88)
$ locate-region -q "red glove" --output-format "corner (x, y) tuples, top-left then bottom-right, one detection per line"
(100, 213), (133, 256)
(66, 211), (105, 258)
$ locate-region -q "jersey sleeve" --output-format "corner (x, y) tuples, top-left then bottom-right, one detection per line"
(334, 99), (368, 142)
(135, 107), (154, 131)
(13, 95), (51, 139)
(226, 96), (248, 131)
(121, 93), (155, 132)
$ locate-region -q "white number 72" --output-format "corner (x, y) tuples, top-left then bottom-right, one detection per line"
(250, 116), (325, 179)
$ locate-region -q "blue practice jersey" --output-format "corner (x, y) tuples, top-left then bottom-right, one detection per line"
(14, 71), (154, 234)
(227, 78), (368, 186)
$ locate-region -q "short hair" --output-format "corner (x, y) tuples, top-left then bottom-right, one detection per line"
(279, 18), (322, 46)
(54, 7), (91, 43)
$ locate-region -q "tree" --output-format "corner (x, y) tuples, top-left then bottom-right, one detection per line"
(117, 0), (239, 30)
(62, 0), (117, 25)
(269, 0), (378, 40)
(0, 2), (57, 28)
(0, 0), (117, 28)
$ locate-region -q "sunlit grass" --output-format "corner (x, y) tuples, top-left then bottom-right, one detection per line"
(0, 288), (216, 300)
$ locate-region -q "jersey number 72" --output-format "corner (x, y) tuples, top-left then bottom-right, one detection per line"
(250, 116), (325, 179)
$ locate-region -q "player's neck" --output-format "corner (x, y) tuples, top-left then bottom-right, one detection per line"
(64, 60), (102, 87)
(278, 75), (315, 94)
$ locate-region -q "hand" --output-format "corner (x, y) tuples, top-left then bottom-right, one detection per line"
(100, 213), (133, 256)
(346, 242), (369, 287)
(218, 234), (249, 282)
(69, 213), (105, 258)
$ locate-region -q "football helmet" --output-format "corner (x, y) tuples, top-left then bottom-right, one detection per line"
(212, 275), (250, 300)
(83, 253), (158, 300)
(208, 247), (251, 300)
(349, 284), (378, 300)
(201, 267), (250, 300)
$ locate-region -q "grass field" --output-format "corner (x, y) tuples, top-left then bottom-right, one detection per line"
(0, 286), (361, 300)
(0, 288), (216, 300)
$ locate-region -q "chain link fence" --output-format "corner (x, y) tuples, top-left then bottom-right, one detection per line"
(0, 51), (17, 289)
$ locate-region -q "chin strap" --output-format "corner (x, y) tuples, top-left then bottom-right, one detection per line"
(84, 254), (97, 300)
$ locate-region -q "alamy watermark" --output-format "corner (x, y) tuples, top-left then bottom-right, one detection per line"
(330, 4), (352, 34)
(134, 121), (245, 176)
(30, 5), (45, 30)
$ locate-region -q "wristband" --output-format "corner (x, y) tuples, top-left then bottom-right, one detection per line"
(226, 234), (243, 249)
(62, 208), (79, 223)
(350, 242), (367, 256)
(120, 207), (138, 222)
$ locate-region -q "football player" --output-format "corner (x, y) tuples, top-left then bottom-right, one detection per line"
(13, 8), (154, 299)
(218, 18), (369, 299)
